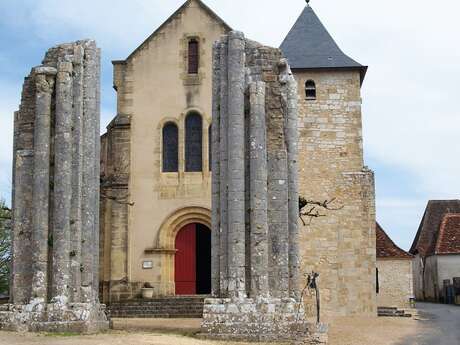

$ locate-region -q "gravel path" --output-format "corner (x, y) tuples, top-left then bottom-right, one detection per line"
(0, 315), (420, 345)
(394, 302), (460, 345)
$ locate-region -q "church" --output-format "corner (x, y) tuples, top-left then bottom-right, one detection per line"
(99, 0), (376, 317)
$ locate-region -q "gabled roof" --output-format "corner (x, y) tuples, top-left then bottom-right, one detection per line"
(280, 5), (367, 83)
(435, 214), (460, 255)
(113, 0), (232, 64)
(409, 200), (460, 257)
(376, 223), (413, 259)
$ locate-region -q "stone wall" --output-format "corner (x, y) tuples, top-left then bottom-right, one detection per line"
(377, 259), (413, 308)
(295, 70), (377, 318)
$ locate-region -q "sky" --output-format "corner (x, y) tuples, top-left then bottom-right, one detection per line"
(0, 0), (459, 251)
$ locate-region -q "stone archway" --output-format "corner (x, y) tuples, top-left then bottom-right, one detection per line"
(155, 206), (211, 295)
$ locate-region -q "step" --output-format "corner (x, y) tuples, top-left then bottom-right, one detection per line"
(107, 296), (206, 319)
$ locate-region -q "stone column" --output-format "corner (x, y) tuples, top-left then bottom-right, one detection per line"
(249, 81), (269, 297)
(283, 62), (300, 298)
(93, 47), (102, 300)
(52, 61), (73, 303)
(201, 32), (307, 342)
(5, 39), (109, 334)
(219, 37), (229, 296)
(267, 111), (290, 297)
(211, 42), (221, 297)
(11, 149), (34, 304)
(226, 31), (246, 299)
(70, 45), (84, 303)
(81, 41), (98, 302)
(31, 68), (55, 303)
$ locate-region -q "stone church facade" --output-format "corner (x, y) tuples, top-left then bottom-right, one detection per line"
(99, 0), (376, 318)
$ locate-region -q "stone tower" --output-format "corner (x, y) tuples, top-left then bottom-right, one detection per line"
(281, 5), (377, 317)
(0, 40), (109, 333)
(201, 31), (306, 341)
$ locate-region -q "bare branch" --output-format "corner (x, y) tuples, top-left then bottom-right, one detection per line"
(298, 196), (344, 226)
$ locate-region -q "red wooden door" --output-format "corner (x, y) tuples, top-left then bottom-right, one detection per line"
(175, 224), (196, 295)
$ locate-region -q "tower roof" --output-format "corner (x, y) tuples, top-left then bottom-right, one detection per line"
(280, 5), (367, 82)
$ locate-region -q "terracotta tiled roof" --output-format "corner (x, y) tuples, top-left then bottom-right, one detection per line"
(434, 214), (460, 255)
(409, 200), (460, 257)
(376, 223), (413, 259)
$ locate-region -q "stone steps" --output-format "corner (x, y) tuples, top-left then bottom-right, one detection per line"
(108, 296), (207, 318)
(377, 307), (412, 318)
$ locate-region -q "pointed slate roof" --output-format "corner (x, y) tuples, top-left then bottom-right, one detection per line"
(409, 200), (460, 257)
(280, 5), (367, 83)
(376, 223), (413, 259)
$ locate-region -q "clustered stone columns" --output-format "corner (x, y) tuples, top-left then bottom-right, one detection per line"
(0, 40), (108, 334)
(202, 31), (306, 341)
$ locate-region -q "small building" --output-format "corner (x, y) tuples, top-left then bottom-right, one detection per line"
(376, 223), (413, 308)
(410, 200), (460, 302)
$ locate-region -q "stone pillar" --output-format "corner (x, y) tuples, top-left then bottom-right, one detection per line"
(248, 81), (269, 297)
(93, 47), (102, 301)
(31, 68), (55, 303)
(218, 37), (229, 296)
(280, 60), (301, 298)
(226, 31), (246, 299)
(70, 45), (84, 303)
(211, 42), (221, 297)
(11, 149), (34, 304)
(52, 61), (73, 303)
(2, 40), (108, 334)
(201, 32), (309, 342)
(81, 41), (98, 302)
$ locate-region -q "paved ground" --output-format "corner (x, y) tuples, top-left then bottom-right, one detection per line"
(0, 303), (458, 345)
(395, 302), (460, 345)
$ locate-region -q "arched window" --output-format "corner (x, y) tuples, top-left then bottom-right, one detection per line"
(305, 80), (316, 100)
(162, 122), (179, 172)
(188, 39), (199, 74)
(185, 112), (202, 172)
(208, 124), (212, 171)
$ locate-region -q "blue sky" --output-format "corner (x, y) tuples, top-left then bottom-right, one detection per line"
(0, 0), (459, 251)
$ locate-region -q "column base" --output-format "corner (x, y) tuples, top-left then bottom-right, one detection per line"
(0, 302), (109, 334)
(200, 296), (324, 342)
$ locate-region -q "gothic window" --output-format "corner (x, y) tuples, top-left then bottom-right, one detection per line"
(185, 112), (202, 172)
(162, 122), (179, 172)
(305, 80), (316, 100)
(188, 39), (199, 74)
(208, 124), (212, 171)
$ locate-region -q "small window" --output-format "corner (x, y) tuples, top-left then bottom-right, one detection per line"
(305, 80), (316, 100)
(185, 112), (203, 172)
(376, 268), (380, 294)
(188, 39), (199, 74)
(162, 122), (179, 172)
(208, 124), (212, 171)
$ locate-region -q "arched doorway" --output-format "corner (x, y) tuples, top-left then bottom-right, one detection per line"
(174, 223), (211, 295)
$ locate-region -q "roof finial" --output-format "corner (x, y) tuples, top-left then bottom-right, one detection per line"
(306, 0), (311, 6)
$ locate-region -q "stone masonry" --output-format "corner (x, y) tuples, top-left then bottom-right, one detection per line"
(0, 40), (109, 333)
(200, 31), (311, 341)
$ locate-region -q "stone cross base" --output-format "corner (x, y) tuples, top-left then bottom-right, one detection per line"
(200, 297), (310, 341)
(297, 323), (329, 345)
(0, 303), (109, 334)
